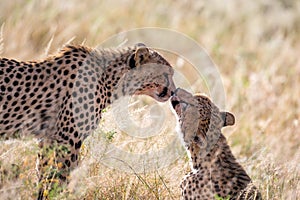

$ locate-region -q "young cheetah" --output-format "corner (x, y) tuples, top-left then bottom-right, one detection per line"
(171, 88), (261, 200)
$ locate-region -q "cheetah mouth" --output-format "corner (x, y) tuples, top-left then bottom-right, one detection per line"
(157, 87), (168, 98)
(171, 96), (180, 109)
(171, 99), (180, 109)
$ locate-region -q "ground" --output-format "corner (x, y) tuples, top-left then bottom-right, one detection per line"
(0, 0), (299, 199)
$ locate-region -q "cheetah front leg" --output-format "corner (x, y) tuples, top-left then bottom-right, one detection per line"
(36, 141), (79, 200)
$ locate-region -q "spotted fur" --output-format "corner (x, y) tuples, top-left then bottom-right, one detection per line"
(171, 88), (261, 200)
(0, 43), (176, 199)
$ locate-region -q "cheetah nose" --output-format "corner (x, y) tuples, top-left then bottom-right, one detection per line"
(173, 88), (181, 95)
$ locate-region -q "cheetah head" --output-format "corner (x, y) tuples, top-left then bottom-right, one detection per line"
(119, 43), (176, 102)
(171, 88), (235, 149)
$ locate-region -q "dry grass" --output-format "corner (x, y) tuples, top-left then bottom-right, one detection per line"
(0, 0), (299, 199)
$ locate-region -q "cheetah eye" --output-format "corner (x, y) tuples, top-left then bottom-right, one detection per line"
(128, 54), (136, 69)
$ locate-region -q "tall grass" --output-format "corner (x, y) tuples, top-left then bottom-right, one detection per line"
(0, 0), (299, 199)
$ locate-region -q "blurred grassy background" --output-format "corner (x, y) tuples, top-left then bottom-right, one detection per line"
(0, 0), (299, 199)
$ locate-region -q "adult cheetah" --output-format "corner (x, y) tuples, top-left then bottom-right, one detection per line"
(171, 88), (261, 200)
(0, 43), (176, 199)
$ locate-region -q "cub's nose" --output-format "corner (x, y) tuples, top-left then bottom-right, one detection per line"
(173, 88), (181, 96)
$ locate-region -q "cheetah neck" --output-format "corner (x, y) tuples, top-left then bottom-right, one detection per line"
(91, 47), (136, 105)
(188, 134), (250, 182)
(187, 133), (253, 197)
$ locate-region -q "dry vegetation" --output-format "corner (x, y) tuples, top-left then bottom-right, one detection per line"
(0, 0), (299, 199)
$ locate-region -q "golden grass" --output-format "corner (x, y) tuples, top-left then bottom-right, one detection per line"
(0, 0), (299, 199)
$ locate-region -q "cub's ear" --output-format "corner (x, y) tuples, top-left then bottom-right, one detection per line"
(128, 45), (150, 69)
(221, 111), (235, 127)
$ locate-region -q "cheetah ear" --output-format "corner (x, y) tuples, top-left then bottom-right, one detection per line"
(128, 45), (150, 69)
(221, 111), (235, 127)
